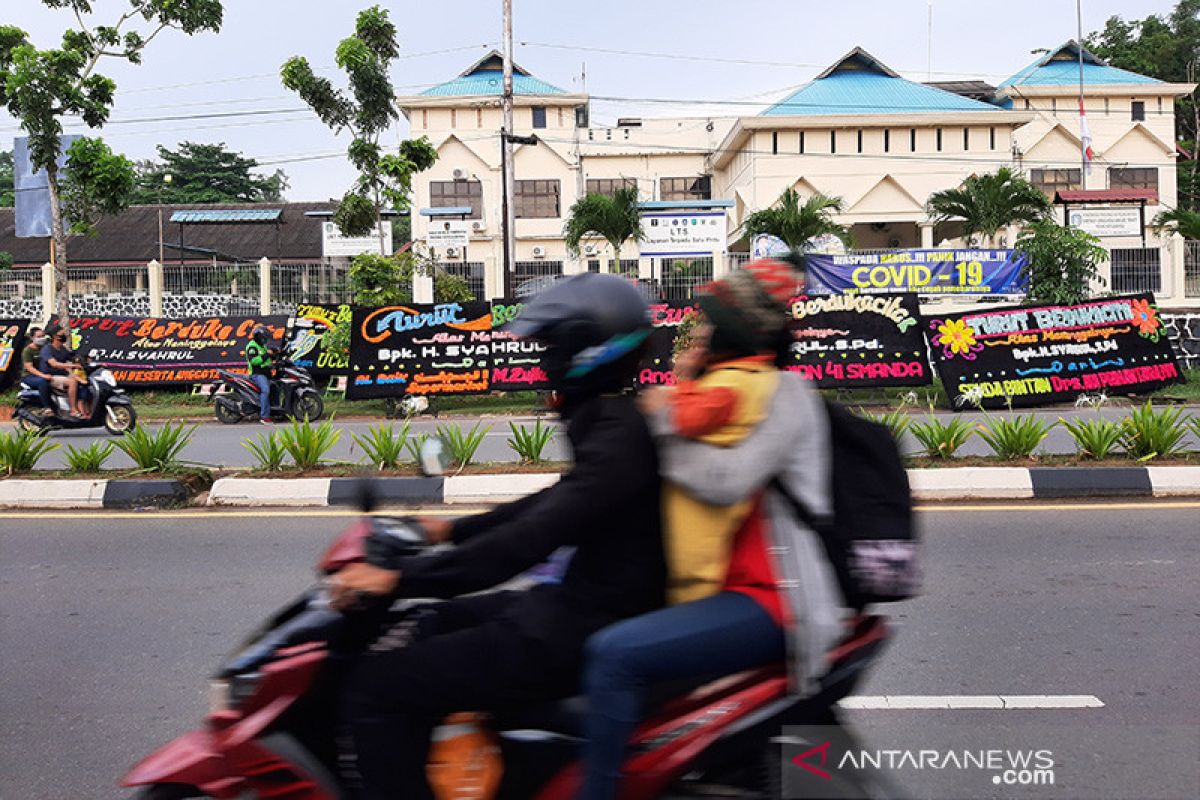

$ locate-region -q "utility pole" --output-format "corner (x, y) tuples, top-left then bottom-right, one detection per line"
(500, 0), (517, 299)
(1077, 0), (1089, 190)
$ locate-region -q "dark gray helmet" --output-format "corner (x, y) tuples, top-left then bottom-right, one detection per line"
(252, 326), (269, 345)
(507, 273), (651, 396)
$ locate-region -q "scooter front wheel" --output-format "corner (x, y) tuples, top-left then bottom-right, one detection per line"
(105, 404), (138, 435)
(14, 413), (41, 434)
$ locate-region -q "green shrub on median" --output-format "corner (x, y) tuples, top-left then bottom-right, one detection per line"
(0, 429), (59, 476)
(909, 416), (975, 459)
(1119, 402), (1191, 461)
(279, 417), (341, 471)
(243, 430), (288, 472)
(978, 415), (1056, 460)
(353, 422), (411, 471)
(64, 441), (116, 473)
(115, 422), (195, 473)
(437, 422), (491, 467)
(507, 420), (555, 464)
(1060, 417), (1124, 460)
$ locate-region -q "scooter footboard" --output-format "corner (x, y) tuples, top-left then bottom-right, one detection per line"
(120, 730), (233, 795)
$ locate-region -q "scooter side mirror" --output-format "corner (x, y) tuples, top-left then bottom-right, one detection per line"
(418, 438), (449, 477)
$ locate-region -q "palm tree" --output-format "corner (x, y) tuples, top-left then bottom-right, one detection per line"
(1152, 207), (1200, 240)
(925, 167), (1050, 246)
(563, 186), (643, 271)
(742, 189), (851, 250)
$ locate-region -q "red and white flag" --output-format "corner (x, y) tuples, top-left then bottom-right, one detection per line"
(1079, 98), (1095, 174)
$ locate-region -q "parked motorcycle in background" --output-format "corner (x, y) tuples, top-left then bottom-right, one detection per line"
(14, 356), (137, 435)
(212, 349), (324, 424)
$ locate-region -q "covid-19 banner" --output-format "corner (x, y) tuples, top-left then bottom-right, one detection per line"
(75, 315), (288, 385)
(806, 249), (1028, 296)
(927, 293), (1182, 409)
(785, 293), (930, 388)
(0, 319), (30, 390)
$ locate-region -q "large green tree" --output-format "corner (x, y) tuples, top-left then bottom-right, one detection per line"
(133, 141), (287, 204)
(925, 168), (1050, 246)
(1016, 219), (1108, 305)
(1088, 0), (1200, 209)
(742, 189), (851, 249)
(0, 1), (224, 326)
(282, 5), (436, 254)
(563, 186), (644, 271)
(0, 150), (13, 207)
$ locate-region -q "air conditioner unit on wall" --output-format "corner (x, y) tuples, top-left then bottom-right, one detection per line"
(471, 220), (487, 232)
(531, 246), (546, 259)
(583, 244), (598, 256)
(445, 246), (460, 258)
(452, 168), (468, 180)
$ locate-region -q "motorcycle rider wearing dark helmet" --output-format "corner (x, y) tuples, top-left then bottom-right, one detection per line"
(245, 325), (274, 424)
(329, 273), (666, 799)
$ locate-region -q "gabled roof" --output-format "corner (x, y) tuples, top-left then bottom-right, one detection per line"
(1000, 41), (1160, 88)
(764, 46), (1002, 116)
(421, 49), (565, 97)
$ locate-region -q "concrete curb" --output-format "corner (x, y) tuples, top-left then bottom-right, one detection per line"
(5, 467), (1199, 509)
(0, 478), (186, 509)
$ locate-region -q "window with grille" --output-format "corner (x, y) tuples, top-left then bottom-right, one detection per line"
(439, 262), (485, 300)
(429, 181), (482, 219)
(515, 180), (561, 218)
(1131, 101), (1146, 121)
(1109, 167), (1158, 193)
(532, 106), (547, 129)
(585, 177), (637, 198)
(1030, 168), (1081, 197)
(659, 176), (712, 202)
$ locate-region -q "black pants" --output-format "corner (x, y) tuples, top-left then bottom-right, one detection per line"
(341, 591), (586, 800)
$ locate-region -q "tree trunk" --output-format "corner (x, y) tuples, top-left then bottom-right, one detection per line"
(46, 166), (71, 331)
(612, 242), (620, 274)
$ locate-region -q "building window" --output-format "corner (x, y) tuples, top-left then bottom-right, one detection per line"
(799, 131), (805, 154)
(771, 131), (778, 155)
(884, 129), (890, 153)
(1105, 98), (1110, 115)
(1132, 100), (1146, 121)
(857, 130), (863, 153)
(1110, 167), (1158, 193)
(586, 177), (637, 197)
(989, 127), (996, 150)
(659, 176), (712, 202)
(429, 180), (483, 219)
(450, 109), (457, 127)
(830, 130), (837, 154)
(440, 262), (485, 300)
(576, 105), (589, 128)
(587, 259), (600, 273)
(963, 128), (970, 151)
(936, 128), (943, 151)
(910, 128), (917, 152)
(1030, 168), (1081, 197)
(1051, 98), (1057, 114)
(515, 179), (560, 218)
(421, 109), (428, 127)
(476, 108), (483, 128)
(557, 107), (564, 126)
(1024, 99), (1031, 110)
(532, 106), (547, 129)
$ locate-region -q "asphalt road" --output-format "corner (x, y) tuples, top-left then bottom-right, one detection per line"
(22, 404), (1200, 470)
(1, 502), (1197, 799)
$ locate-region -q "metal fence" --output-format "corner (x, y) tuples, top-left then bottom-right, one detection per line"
(727, 253), (751, 271)
(1187, 241), (1200, 298)
(271, 262), (350, 310)
(0, 272), (40, 300)
(513, 260), (564, 298)
(656, 257), (713, 301)
(438, 261), (485, 301)
(1109, 248), (1162, 294)
(66, 266), (149, 298)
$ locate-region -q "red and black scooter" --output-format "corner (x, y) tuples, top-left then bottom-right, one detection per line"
(122, 492), (894, 799)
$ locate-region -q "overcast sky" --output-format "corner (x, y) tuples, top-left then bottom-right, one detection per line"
(1, 0), (1179, 200)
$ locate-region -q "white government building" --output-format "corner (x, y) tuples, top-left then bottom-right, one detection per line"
(398, 42), (1196, 304)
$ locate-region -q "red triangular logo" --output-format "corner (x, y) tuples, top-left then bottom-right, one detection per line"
(791, 740), (833, 780)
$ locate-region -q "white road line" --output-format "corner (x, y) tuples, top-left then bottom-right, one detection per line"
(839, 695), (1104, 710)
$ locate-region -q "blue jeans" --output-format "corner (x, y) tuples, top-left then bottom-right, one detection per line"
(251, 373), (271, 419)
(21, 376), (52, 409)
(580, 591), (785, 800)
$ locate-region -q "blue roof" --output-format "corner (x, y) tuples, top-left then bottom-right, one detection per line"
(764, 47), (1002, 116)
(422, 52), (565, 97)
(1000, 42), (1160, 88)
(169, 209), (281, 223)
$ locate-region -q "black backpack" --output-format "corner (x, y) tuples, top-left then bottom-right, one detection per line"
(773, 400), (919, 609)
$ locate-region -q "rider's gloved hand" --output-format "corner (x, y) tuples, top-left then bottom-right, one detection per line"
(329, 563), (401, 611)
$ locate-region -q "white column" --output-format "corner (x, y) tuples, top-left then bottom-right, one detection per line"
(258, 257), (272, 316)
(40, 262), (55, 325)
(712, 247), (729, 278)
(920, 223), (935, 249)
(1168, 232), (1187, 304)
(147, 260), (164, 318)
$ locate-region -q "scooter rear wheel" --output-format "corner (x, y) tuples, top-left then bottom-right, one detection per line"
(214, 397), (242, 425)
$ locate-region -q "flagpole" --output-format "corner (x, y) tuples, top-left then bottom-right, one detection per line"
(1077, 0), (1087, 189)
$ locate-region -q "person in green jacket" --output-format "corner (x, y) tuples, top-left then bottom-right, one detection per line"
(246, 326), (274, 424)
